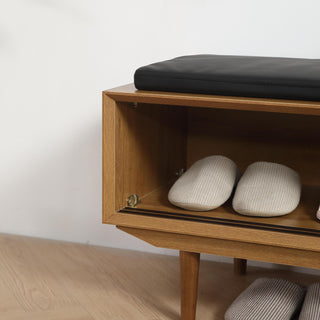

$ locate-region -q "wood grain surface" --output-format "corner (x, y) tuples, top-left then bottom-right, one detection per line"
(0, 233), (319, 320)
(128, 185), (320, 236)
(105, 83), (320, 116)
(180, 251), (200, 320)
(103, 86), (320, 253)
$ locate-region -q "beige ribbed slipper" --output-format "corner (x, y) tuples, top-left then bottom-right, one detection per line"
(168, 155), (238, 211)
(298, 283), (320, 320)
(225, 278), (305, 320)
(232, 162), (301, 217)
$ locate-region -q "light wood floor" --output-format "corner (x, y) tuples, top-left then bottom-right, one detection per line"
(0, 234), (319, 320)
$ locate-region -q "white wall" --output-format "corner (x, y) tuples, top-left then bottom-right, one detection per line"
(0, 0), (320, 271)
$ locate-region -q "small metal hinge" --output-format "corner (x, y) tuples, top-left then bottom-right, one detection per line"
(175, 168), (185, 177)
(132, 102), (138, 108)
(127, 194), (140, 208)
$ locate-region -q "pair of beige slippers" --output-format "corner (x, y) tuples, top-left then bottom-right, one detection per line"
(225, 278), (320, 320)
(168, 155), (301, 217)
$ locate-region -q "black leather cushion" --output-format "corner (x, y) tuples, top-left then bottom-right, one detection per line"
(134, 55), (320, 101)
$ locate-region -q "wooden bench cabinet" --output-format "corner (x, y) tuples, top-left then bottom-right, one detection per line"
(103, 83), (320, 320)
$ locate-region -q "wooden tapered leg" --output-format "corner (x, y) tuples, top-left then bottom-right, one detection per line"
(180, 251), (200, 320)
(234, 258), (247, 275)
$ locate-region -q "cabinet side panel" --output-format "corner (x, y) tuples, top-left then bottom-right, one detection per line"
(115, 103), (187, 210)
(102, 94), (117, 223)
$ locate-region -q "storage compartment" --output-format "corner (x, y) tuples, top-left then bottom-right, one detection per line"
(104, 96), (320, 237)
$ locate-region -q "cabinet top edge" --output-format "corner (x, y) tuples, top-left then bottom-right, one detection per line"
(103, 83), (320, 116)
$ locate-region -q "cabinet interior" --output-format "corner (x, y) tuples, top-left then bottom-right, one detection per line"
(114, 101), (320, 236)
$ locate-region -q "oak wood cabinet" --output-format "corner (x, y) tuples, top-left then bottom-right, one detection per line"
(103, 83), (320, 320)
